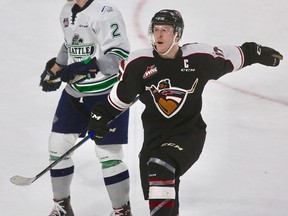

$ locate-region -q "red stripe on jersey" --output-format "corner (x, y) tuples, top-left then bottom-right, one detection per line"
(108, 94), (125, 111)
(149, 178), (175, 185)
(237, 46), (245, 69)
(149, 201), (174, 207)
(118, 60), (125, 81)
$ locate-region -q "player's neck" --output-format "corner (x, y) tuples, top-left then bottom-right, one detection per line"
(76, 0), (89, 8)
(158, 45), (180, 59)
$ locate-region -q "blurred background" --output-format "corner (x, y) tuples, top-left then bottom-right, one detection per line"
(0, 0), (287, 215)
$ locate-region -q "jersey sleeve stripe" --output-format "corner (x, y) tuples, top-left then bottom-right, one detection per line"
(108, 83), (131, 111)
(216, 45), (245, 72)
(236, 46), (245, 70)
(105, 47), (129, 60)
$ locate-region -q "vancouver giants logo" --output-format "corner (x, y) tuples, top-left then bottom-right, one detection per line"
(146, 78), (199, 118)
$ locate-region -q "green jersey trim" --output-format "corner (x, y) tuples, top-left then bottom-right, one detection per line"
(108, 48), (129, 59)
(70, 75), (118, 93)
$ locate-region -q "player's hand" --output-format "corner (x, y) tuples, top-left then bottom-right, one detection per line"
(39, 57), (61, 92)
(88, 104), (111, 144)
(60, 57), (99, 83)
(241, 42), (283, 67)
(256, 44), (283, 66)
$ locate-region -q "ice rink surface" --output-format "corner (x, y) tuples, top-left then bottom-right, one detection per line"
(0, 0), (288, 215)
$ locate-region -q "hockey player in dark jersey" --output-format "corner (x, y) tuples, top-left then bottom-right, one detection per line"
(87, 9), (283, 216)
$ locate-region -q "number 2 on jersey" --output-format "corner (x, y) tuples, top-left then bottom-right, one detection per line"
(111, 23), (121, 37)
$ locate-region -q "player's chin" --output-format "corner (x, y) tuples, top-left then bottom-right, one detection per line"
(155, 44), (167, 52)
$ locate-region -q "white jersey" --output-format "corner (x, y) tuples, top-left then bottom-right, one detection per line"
(57, 0), (130, 97)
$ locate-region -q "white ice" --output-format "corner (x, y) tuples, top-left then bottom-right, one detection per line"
(1, 0), (288, 215)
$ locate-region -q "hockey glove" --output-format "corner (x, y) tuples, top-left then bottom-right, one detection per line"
(60, 57), (99, 83)
(241, 42), (283, 67)
(88, 104), (113, 144)
(39, 57), (62, 92)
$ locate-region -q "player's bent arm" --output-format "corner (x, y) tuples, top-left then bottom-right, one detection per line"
(97, 52), (128, 76)
(56, 43), (68, 66)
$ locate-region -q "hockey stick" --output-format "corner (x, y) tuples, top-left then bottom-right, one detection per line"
(187, 78), (199, 93)
(47, 57), (95, 84)
(48, 74), (87, 84)
(10, 131), (100, 186)
(272, 53), (283, 60)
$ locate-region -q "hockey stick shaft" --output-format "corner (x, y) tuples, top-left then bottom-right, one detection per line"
(48, 57), (92, 84)
(35, 132), (94, 180)
(10, 132), (94, 186)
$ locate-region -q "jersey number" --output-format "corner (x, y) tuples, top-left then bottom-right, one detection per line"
(111, 23), (121, 37)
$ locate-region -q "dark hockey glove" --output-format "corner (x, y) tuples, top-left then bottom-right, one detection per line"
(88, 104), (113, 144)
(241, 42), (283, 67)
(39, 57), (62, 92)
(60, 57), (99, 83)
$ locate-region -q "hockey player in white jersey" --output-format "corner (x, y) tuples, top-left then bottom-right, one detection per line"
(39, 0), (131, 215)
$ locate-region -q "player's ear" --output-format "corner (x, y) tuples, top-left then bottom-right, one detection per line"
(175, 34), (181, 43)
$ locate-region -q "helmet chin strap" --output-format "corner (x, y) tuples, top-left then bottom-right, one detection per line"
(151, 34), (179, 56)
